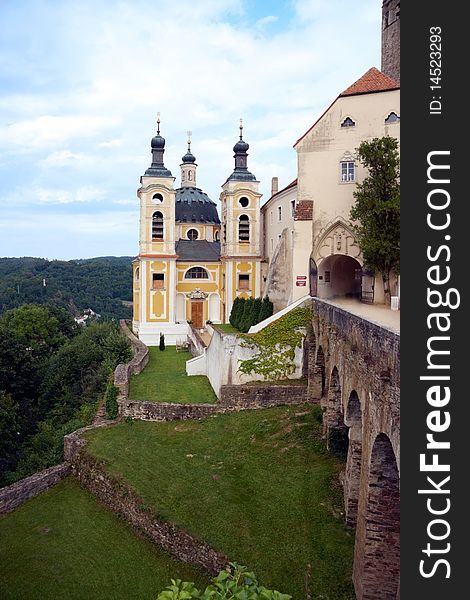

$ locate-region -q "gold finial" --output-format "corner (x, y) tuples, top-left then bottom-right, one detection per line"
(187, 130), (192, 147)
(157, 112), (161, 134)
(239, 117), (243, 139)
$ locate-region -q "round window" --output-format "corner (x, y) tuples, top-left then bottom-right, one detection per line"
(152, 193), (164, 203)
(187, 228), (199, 240)
(238, 196), (249, 208)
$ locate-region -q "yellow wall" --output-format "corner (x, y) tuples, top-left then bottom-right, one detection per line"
(145, 260), (171, 322)
(133, 262), (140, 322)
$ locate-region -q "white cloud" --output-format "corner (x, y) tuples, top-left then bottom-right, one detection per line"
(0, 0), (382, 258)
(99, 139), (122, 148)
(0, 115), (117, 151)
(255, 15), (279, 29)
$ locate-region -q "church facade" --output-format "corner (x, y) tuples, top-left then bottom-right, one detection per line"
(132, 118), (262, 345)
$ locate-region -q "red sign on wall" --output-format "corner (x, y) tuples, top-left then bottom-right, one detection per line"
(296, 275), (307, 287)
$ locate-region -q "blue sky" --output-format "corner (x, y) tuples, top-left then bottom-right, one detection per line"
(0, 0), (381, 259)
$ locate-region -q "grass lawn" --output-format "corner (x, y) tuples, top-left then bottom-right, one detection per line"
(212, 323), (239, 334)
(0, 477), (208, 600)
(85, 405), (355, 600)
(128, 347), (217, 404)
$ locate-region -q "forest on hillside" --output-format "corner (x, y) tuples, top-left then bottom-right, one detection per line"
(0, 304), (133, 486)
(0, 256), (133, 320)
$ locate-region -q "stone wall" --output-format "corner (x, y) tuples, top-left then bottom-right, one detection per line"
(381, 0), (400, 83)
(114, 320), (149, 400)
(65, 430), (227, 573)
(119, 401), (219, 422)
(219, 384), (308, 408)
(0, 463), (70, 514)
(200, 326), (304, 398)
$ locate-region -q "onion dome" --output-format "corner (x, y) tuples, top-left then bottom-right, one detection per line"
(144, 113), (173, 177)
(227, 118), (256, 182)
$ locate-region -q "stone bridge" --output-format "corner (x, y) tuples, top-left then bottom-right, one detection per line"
(306, 298), (400, 600)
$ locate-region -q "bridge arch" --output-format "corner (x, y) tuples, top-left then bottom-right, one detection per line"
(343, 390), (362, 526)
(355, 432), (400, 600)
(311, 346), (326, 401)
(325, 367), (348, 455)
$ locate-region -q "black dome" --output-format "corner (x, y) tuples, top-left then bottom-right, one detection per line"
(182, 150), (196, 163)
(175, 187), (220, 224)
(233, 139), (249, 153)
(151, 134), (165, 149)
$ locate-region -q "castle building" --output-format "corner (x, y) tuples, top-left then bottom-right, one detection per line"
(260, 178), (313, 312)
(132, 118), (262, 345)
(294, 67), (400, 304)
(261, 67), (400, 307)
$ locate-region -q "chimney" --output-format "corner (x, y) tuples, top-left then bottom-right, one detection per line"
(271, 177), (279, 196)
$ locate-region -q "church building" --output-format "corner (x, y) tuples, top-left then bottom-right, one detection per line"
(132, 117), (262, 345)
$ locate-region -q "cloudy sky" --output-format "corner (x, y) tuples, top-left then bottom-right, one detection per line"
(0, 0), (381, 260)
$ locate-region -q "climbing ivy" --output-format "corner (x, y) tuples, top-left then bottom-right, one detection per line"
(238, 306), (312, 381)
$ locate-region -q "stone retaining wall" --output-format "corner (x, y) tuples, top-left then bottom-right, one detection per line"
(0, 463), (71, 514)
(65, 430), (227, 573)
(119, 401), (219, 422)
(118, 383), (310, 422)
(219, 384), (308, 407)
(114, 320), (149, 400)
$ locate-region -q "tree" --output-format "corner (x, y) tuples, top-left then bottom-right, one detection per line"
(252, 297), (263, 325)
(349, 136), (400, 305)
(258, 296), (273, 323)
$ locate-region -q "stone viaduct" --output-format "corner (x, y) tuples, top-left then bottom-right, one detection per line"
(306, 298), (400, 600)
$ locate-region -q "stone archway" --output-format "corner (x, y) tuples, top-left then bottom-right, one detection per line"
(343, 391), (362, 527)
(354, 433), (400, 600)
(318, 254), (362, 300)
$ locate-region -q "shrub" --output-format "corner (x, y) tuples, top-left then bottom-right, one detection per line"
(159, 333), (165, 351)
(155, 563), (291, 600)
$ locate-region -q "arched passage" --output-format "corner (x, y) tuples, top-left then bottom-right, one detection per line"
(343, 391), (362, 527)
(318, 254), (362, 299)
(354, 433), (400, 600)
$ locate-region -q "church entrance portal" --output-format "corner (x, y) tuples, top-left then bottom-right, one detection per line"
(191, 301), (204, 328)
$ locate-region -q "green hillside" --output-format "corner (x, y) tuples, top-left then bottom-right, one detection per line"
(0, 256), (133, 320)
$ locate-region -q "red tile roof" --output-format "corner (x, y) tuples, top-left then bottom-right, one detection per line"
(294, 200), (313, 221)
(339, 67), (399, 97)
(294, 67), (400, 147)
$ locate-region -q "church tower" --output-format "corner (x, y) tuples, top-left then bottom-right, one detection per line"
(220, 120), (262, 320)
(133, 114), (180, 344)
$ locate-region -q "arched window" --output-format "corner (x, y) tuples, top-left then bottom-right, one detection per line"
(385, 111), (400, 124)
(152, 211), (164, 239)
(341, 117), (355, 128)
(187, 228), (199, 240)
(185, 266), (209, 279)
(152, 193), (164, 203)
(238, 214), (250, 242)
(135, 266), (140, 281)
(214, 230), (220, 242)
